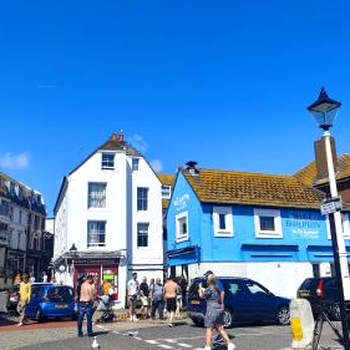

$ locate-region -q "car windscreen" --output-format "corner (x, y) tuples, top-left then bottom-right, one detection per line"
(299, 279), (318, 291)
(31, 286), (45, 299)
(46, 287), (73, 302)
(188, 280), (201, 298)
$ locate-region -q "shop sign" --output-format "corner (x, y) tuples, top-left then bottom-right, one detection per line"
(285, 212), (322, 238)
(74, 259), (117, 265)
(174, 193), (190, 211)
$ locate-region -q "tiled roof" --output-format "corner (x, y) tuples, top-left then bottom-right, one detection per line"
(158, 174), (176, 211)
(158, 174), (176, 186)
(294, 154), (350, 186)
(183, 169), (323, 209)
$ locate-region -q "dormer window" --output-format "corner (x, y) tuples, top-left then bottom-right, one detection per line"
(102, 153), (115, 169)
(162, 185), (171, 199)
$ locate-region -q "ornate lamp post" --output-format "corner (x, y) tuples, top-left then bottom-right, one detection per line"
(308, 87), (350, 349)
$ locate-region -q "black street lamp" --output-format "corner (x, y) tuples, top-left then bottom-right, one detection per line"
(307, 87), (350, 349)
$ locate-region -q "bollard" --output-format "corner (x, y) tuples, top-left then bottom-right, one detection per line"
(290, 299), (315, 349)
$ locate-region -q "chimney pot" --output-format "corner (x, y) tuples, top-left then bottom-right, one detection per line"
(110, 133), (118, 141)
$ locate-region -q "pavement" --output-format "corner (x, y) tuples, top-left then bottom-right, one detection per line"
(0, 314), (344, 350)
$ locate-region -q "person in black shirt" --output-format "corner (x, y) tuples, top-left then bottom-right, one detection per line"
(139, 277), (149, 318)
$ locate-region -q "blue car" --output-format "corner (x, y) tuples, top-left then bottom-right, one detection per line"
(25, 283), (75, 321)
(187, 277), (290, 328)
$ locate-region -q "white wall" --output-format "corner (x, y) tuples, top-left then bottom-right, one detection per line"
(128, 157), (163, 267)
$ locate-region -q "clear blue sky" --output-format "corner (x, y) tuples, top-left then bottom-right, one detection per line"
(1, 1), (350, 215)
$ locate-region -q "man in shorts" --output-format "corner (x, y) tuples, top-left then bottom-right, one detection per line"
(163, 277), (178, 327)
(127, 272), (139, 322)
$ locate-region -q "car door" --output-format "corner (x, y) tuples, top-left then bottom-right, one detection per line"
(25, 286), (43, 318)
(243, 280), (275, 322)
(221, 279), (251, 323)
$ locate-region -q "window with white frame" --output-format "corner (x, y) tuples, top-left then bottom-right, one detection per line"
(137, 187), (148, 211)
(87, 221), (106, 247)
(341, 212), (350, 238)
(326, 212), (350, 239)
(213, 206), (234, 237)
(137, 223), (149, 247)
(161, 185), (171, 199)
(101, 153), (115, 169)
(88, 183), (106, 208)
(132, 158), (139, 171)
(176, 212), (189, 242)
(254, 208), (282, 238)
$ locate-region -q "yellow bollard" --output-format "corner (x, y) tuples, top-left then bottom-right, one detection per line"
(290, 299), (315, 349)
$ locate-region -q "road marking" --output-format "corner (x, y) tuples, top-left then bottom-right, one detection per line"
(177, 343), (192, 348)
(146, 340), (160, 344)
(164, 339), (177, 343)
(157, 345), (174, 349)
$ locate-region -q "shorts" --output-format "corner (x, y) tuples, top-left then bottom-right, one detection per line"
(141, 296), (149, 306)
(128, 295), (137, 307)
(166, 298), (177, 312)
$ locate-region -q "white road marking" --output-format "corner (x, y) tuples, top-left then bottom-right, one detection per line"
(164, 339), (177, 343)
(157, 345), (174, 349)
(177, 343), (192, 348)
(146, 339), (160, 344)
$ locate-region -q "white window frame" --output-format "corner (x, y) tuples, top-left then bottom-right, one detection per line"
(101, 152), (115, 170)
(132, 158), (139, 171)
(176, 211), (189, 242)
(213, 206), (234, 237)
(254, 208), (283, 238)
(161, 185), (172, 199)
(326, 212), (350, 240)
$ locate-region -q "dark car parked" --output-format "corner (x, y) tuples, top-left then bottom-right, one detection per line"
(25, 283), (75, 321)
(297, 277), (348, 320)
(187, 277), (290, 328)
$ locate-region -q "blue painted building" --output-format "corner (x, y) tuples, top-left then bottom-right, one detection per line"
(166, 163), (350, 298)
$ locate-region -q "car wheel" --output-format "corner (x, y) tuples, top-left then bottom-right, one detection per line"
(330, 304), (341, 321)
(223, 309), (234, 328)
(276, 306), (290, 325)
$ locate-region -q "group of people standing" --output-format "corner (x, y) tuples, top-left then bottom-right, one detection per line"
(127, 273), (188, 327)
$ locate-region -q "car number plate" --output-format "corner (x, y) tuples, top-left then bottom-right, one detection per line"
(190, 300), (200, 305)
(55, 304), (68, 309)
(300, 292), (310, 297)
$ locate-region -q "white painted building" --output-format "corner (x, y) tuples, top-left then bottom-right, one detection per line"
(53, 132), (163, 307)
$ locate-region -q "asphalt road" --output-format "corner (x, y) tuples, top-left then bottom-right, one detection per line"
(16, 322), (343, 350)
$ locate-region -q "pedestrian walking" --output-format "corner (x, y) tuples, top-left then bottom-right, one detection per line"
(17, 273), (31, 327)
(179, 275), (188, 307)
(175, 278), (182, 319)
(127, 272), (139, 322)
(139, 277), (149, 319)
(150, 278), (164, 320)
(164, 277), (178, 327)
(199, 273), (235, 350)
(77, 274), (96, 337)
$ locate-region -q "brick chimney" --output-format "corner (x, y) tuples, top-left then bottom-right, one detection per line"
(110, 131), (124, 142)
(314, 135), (338, 181)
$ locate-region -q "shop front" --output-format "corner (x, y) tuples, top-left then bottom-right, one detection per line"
(72, 258), (119, 296)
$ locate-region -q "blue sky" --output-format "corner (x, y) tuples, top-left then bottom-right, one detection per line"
(0, 1), (349, 215)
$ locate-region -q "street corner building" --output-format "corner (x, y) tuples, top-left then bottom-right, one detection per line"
(166, 150), (350, 299)
(0, 172), (49, 288)
(53, 132), (164, 307)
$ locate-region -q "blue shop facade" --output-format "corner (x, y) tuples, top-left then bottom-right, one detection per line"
(166, 168), (350, 298)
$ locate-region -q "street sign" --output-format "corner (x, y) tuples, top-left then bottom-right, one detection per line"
(320, 196), (342, 216)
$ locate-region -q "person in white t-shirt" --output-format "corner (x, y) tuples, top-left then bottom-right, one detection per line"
(127, 272), (139, 321)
